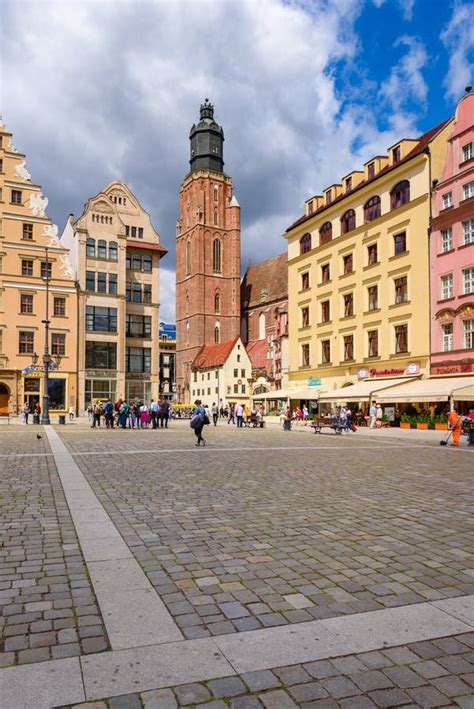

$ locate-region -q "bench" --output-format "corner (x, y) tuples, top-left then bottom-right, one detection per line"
(311, 420), (345, 434)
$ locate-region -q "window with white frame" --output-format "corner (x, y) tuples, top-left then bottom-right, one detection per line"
(442, 192), (452, 209)
(442, 323), (453, 352)
(441, 273), (453, 300)
(464, 319), (474, 349)
(441, 228), (453, 252)
(463, 143), (473, 162)
(463, 219), (474, 245)
(463, 267), (474, 294)
(463, 181), (474, 199)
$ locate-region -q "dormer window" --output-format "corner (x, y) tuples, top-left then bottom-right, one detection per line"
(392, 146), (401, 164)
(345, 177), (352, 192)
(308, 201), (314, 214)
(367, 162), (375, 179)
(325, 190), (332, 205)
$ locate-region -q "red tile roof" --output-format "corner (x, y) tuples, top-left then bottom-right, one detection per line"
(126, 239), (168, 257)
(192, 337), (239, 369)
(246, 340), (268, 369)
(286, 118), (453, 233)
(241, 252), (288, 309)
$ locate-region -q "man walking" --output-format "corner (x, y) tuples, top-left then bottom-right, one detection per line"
(369, 402), (376, 429)
(150, 399), (158, 429)
(161, 400), (170, 428)
(211, 402), (219, 426)
(103, 399), (115, 429)
(236, 403), (244, 428)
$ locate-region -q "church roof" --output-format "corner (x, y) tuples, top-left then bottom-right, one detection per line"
(192, 337), (240, 370)
(241, 252), (288, 309)
(246, 340), (268, 369)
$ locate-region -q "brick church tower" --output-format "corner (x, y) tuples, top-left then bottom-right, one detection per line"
(176, 100), (241, 402)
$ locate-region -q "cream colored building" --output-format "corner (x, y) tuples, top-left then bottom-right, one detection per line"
(60, 181), (166, 412)
(0, 118), (77, 416)
(190, 337), (252, 407)
(285, 120), (453, 401)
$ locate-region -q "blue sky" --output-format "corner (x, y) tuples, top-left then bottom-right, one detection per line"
(1, 0), (473, 320)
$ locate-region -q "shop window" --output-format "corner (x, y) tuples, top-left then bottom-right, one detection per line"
(47, 379), (65, 409)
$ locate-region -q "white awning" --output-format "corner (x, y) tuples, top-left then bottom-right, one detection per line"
(253, 387), (324, 400)
(319, 377), (416, 403)
(375, 376), (474, 403)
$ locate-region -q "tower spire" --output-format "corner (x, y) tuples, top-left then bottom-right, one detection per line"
(189, 98), (224, 173)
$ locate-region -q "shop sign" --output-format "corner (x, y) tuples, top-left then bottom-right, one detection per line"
(431, 362), (474, 375)
(85, 370), (116, 378)
(307, 377), (321, 386)
(125, 373), (151, 380)
(358, 362), (420, 379)
(24, 378), (40, 392)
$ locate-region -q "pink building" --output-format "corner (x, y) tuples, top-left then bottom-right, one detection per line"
(430, 90), (474, 376)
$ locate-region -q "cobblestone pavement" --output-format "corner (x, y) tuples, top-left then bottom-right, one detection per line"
(59, 425), (474, 640)
(64, 632), (474, 707)
(0, 428), (109, 667)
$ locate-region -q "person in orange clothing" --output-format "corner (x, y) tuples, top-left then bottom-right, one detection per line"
(448, 407), (462, 447)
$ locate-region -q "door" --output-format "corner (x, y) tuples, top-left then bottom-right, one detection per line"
(0, 384), (10, 415)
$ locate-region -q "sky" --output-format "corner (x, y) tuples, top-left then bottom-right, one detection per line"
(1, 0), (473, 322)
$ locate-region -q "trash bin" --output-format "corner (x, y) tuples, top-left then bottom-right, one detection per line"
(33, 413), (40, 425)
(58, 415), (66, 425)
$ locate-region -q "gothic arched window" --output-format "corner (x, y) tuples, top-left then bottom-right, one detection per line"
(213, 238), (221, 273)
(214, 324), (220, 343)
(341, 209), (356, 235)
(214, 292), (220, 313)
(186, 241), (191, 276)
(364, 196), (381, 223)
(300, 233), (312, 255)
(319, 222), (332, 246)
(391, 180), (410, 209)
(259, 312), (266, 340)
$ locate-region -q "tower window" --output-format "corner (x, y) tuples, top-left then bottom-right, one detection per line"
(213, 238), (221, 273)
(214, 292), (220, 313)
(214, 186), (218, 202)
(214, 325), (220, 343)
(186, 241), (191, 276)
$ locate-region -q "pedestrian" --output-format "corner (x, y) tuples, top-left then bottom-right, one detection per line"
(21, 403), (29, 424)
(118, 401), (129, 428)
(303, 405), (309, 425)
(91, 401), (102, 428)
(68, 405), (74, 421)
(228, 404), (235, 425)
(236, 403), (244, 428)
(191, 398), (207, 446)
(448, 407), (462, 447)
(283, 406), (292, 431)
(129, 401), (139, 429)
(376, 403), (383, 428)
(369, 402), (376, 429)
(86, 403), (93, 422)
(150, 399), (158, 429)
(139, 402), (150, 429)
(161, 400), (170, 428)
(211, 402), (219, 426)
(103, 399), (115, 429)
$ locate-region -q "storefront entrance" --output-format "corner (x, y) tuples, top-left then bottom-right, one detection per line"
(0, 383), (10, 415)
(24, 377), (41, 412)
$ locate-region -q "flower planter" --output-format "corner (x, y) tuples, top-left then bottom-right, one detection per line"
(400, 422), (411, 429)
(434, 423), (448, 430)
(416, 423), (428, 430)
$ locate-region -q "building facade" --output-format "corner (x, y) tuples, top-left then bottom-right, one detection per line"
(175, 100), (241, 402)
(241, 253), (289, 396)
(159, 322), (176, 401)
(430, 91), (474, 376)
(0, 118), (78, 416)
(60, 181), (166, 412)
(190, 337), (252, 407)
(285, 119), (453, 397)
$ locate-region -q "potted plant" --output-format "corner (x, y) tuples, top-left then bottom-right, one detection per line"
(400, 414), (411, 430)
(434, 414), (448, 431)
(416, 414), (430, 430)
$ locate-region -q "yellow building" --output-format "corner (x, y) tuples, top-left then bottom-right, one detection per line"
(60, 181), (167, 412)
(285, 120), (453, 402)
(0, 118), (78, 416)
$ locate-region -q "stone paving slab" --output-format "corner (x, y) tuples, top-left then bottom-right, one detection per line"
(0, 656), (84, 708)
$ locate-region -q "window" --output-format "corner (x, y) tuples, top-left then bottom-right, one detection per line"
(86, 238), (96, 258)
(97, 240), (107, 259)
(54, 297), (66, 317)
(41, 261), (52, 280)
(442, 192), (453, 209)
(395, 324), (408, 353)
(321, 339), (331, 364)
(392, 146), (401, 163)
(214, 185), (219, 202)
(441, 228), (453, 252)
(97, 272), (107, 293)
(233, 368), (238, 378)
(126, 347), (151, 373)
(345, 176), (352, 192)
(126, 314), (151, 338)
(51, 333), (66, 356)
(19, 331), (34, 354)
(463, 267), (474, 294)
(368, 330), (378, 357)
(364, 196), (381, 222)
(343, 335), (354, 361)
(367, 162), (375, 179)
(22, 259), (33, 277)
(213, 238), (221, 272)
(463, 143), (473, 162)
(301, 306), (309, 328)
(321, 263), (330, 283)
(393, 231), (407, 255)
(214, 292), (220, 313)
(108, 274), (117, 295)
(463, 219), (474, 245)
(11, 189), (22, 204)
(367, 243), (378, 265)
(319, 222), (332, 246)
(131, 226), (137, 238)
(132, 254), (142, 270)
(259, 312), (265, 339)
(395, 276), (408, 303)
(214, 325), (220, 343)
(343, 253), (353, 274)
(241, 368), (245, 378)
(321, 300), (330, 323)
(343, 292), (353, 317)
(234, 384), (238, 394)
(301, 343), (310, 367)
(125, 226), (130, 237)
(465, 319), (474, 349)
(20, 293), (34, 314)
(301, 272), (309, 290)
(138, 228), (144, 238)
(300, 233), (312, 254)
(86, 306), (118, 332)
(186, 242), (191, 275)
(390, 180), (410, 209)
(368, 285), (378, 310)
(0, 158), (2, 172)
(22, 223), (33, 240)
(86, 341), (117, 369)
(143, 255), (152, 272)
(463, 181), (474, 199)
(86, 271), (95, 291)
(241, 384), (246, 394)
(214, 211), (218, 226)
(442, 323), (453, 352)
(341, 209), (356, 234)
(308, 200), (314, 214)
(441, 273), (453, 300)
(109, 242), (118, 261)
(326, 190), (332, 205)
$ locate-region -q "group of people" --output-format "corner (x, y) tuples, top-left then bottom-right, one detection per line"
(20, 402), (41, 424)
(87, 398), (172, 429)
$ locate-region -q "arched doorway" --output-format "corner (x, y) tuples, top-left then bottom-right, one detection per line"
(0, 383), (11, 416)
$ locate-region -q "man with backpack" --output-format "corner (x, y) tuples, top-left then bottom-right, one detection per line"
(190, 399), (207, 446)
(91, 401), (102, 428)
(103, 399), (115, 429)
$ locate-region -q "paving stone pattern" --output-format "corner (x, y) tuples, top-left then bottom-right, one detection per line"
(65, 632), (474, 707)
(62, 426), (474, 639)
(0, 430), (109, 667)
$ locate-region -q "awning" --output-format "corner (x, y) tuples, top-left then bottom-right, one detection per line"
(319, 377), (416, 403)
(253, 387), (324, 400)
(376, 376), (474, 403)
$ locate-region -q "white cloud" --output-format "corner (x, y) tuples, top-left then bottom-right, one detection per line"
(441, 2), (474, 100)
(398, 0), (415, 20)
(381, 35), (428, 112)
